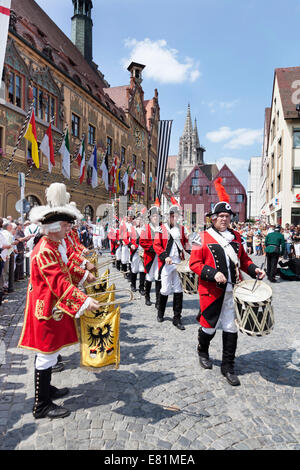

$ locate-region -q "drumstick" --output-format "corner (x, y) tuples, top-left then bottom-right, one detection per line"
(251, 261), (265, 292)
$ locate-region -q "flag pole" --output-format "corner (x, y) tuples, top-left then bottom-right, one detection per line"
(3, 99), (35, 177)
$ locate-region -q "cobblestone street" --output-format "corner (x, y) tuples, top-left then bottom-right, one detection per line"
(0, 254), (299, 451)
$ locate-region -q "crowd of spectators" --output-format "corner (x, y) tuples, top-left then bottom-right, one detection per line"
(1, 213), (299, 306)
(231, 222), (300, 259)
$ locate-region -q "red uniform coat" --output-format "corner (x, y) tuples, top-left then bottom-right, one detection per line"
(18, 236), (89, 354)
(189, 227), (258, 328)
(153, 224), (190, 278)
(140, 224), (157, 274)
(107, 227), (119, 255)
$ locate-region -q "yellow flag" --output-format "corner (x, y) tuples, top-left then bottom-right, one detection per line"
(24, 110), (39, 168)
(80, 306), (120, 369)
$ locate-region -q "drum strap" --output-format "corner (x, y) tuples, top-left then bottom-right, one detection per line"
(207, 227), (240, 270)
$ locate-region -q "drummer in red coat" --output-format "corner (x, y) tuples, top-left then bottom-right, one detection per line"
(189, 178), (265, 386)
(153, 199), (190, 330)
(18, 183), (101, 420)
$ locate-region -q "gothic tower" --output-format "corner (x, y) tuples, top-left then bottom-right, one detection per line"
(175, 104), (206, 190)
(71, 0), (93, 64)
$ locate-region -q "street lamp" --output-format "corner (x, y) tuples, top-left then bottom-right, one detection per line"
(247, 190), (254, 220)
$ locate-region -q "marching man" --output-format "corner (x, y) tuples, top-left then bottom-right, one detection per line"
(18, 183), (101, 419)
(129, 212), (146, 295)
(153, 199), (190, 330)
(92, 218), (105, 255)
(189, 178), (265, 386)
(140, 201), (161, 307)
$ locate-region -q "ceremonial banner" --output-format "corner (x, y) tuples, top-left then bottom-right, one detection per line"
(40, 123), (55, 173)
(87, 144), (98, 188)
(80, 306), (120, 369)
(122, 165), (129, 195)
(100, 149), (109, 190)
(156, 120), (173, 200)
(24, 109), (39, 168)
(0, 0), (10, 83)
(60, 129), (70, 179)
(77, 137), (86, 184)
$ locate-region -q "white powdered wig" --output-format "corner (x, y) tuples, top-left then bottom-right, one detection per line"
(46, 183), (70, 208)
(41, 222), (62, 234)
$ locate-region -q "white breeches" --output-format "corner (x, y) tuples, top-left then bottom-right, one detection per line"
(160, 263), (183, 296)
(146, 255), (158, 282)
(131, 251), (144, 273)
(36, 351), (59, 370)
(202, 291), (238, 335)
(93, 236), (102, 249)
(121, 245), (130, 264)
(115, 245), (122, 260)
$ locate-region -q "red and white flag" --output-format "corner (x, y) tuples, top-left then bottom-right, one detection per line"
(0, 1), (11, 83)
(77, 137), (86, 184)
(109, 156), (117, 192)
(40, 123), (55, 173)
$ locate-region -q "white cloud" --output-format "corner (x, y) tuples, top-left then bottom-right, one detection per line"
(121, 38), (201, 84)
(208, 100), (239, 114)
(206, 126), (263, 149)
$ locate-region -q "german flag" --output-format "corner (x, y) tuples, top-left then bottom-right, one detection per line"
(24, 109), (39, 168)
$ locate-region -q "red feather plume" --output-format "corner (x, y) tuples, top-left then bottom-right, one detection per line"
(170, 196), (179, 206)
(214, 178), (230, 203)
(154, 197), (161, 207)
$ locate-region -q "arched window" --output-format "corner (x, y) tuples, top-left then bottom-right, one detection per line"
(27, 195), (41, 210)
(84, 205), (94, 221)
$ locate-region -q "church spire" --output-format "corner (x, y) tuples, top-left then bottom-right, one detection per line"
(183, 103), (193, 136)
(193, 118), (200, 148)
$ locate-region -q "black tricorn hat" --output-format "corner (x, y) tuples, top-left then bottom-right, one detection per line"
(206, 201), (236, 218)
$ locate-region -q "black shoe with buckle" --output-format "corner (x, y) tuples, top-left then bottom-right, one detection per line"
(199, 355), (213, 369)
(221, 369), (241, 386)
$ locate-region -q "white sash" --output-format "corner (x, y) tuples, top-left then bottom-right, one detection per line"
(165, 224), (183, 252)
(207, 227), (239, 268)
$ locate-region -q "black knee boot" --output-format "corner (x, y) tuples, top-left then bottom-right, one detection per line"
(33, 367), (70, 419)
(145, 280), (152, 306)
(116, 260), (121, 271)
(157, 294), (168, 322)
(173, 292), (185, 330)
(139, 272), (145, 295)
(130, 272), (137, 292)
(197, 327), (216, 369)
(221, 331), (240, 386)
(155, 280), (161, 309)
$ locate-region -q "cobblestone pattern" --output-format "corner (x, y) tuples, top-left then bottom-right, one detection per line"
(0, 255), (299, 450)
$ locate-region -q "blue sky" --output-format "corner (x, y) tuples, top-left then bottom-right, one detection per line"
(36, 0), (300, 189)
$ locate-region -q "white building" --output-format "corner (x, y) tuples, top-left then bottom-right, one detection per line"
(261, 67), (300, 226)
(247, 156), (262, 219)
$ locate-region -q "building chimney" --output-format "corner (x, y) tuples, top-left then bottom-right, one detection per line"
(71, 0), (93, 64)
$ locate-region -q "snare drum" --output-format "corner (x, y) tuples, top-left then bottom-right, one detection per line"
(176, 258), (198, 295)
(233, 280), (274, 336)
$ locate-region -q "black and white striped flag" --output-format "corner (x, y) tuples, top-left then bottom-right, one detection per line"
(156, 120), (173, 201)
